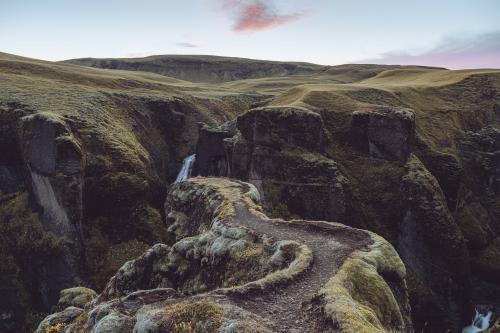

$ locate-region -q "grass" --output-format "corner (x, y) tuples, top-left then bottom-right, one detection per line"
(161, 301), (225, 333)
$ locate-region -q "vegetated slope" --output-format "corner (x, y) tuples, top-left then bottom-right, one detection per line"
(61, 54), (323, 83)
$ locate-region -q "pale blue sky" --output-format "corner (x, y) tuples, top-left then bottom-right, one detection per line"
(1, 0), (499, 68)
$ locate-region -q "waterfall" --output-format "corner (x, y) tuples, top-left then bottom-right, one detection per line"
(30, 170), (71, 233)
(175, 154), (196, 182)
(462, 309), (493, 333)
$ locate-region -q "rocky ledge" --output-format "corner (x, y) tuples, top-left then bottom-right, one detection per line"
(38, 177), (411, 333)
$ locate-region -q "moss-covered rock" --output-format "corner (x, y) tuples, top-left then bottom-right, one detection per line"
(35, 307), (83, 333)
(57, 287), (97, 310)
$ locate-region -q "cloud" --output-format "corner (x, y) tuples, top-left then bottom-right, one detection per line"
(175, 42), (199, 48)
(358, 31), (500, 69)
(221, 0), (307, 32)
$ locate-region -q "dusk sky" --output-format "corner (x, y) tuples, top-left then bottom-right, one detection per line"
(1, 0), (499, 68)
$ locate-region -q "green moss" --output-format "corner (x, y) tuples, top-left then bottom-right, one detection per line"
(162, 301), (225, 333)
(344, 259), (402, 327)
(58, 287), (97, 309)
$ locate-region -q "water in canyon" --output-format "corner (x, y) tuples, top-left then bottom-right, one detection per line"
(462, 308), (493, 333)
(175, 154), (196, 182)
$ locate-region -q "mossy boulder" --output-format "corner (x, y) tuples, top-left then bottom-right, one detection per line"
(35, 307), (83, 333)
(56, 287), (97, 310)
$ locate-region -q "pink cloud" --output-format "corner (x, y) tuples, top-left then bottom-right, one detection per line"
(221, 0), (307, 32)
(358, 32), (500, 69)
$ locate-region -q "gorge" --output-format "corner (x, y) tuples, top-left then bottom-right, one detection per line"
(0, 52), (499, 333)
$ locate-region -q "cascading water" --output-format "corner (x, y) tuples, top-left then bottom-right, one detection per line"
(30, 170), (71, 232)
(462, 308), (493, 333)
(175, 154), (196, 182)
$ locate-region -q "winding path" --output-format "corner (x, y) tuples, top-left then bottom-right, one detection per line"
(217, 183), (372, 333)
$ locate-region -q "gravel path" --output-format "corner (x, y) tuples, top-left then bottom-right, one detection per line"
(227, 201), (372, 333)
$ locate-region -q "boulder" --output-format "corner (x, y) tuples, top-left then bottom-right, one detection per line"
(57, 287), (97, 310)
(350, 106), (415, 163)
(35, 306), (83, 333)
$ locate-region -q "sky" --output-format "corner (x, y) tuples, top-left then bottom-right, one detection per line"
(1, 0), (499, 69)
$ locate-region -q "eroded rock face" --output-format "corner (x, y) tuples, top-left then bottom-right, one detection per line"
(350, 106), (415, 163)
(400, 155), (471, 331)
(194, 107), (361, 225)
(456, 126), (500, 306)
(18, 113), (85, 304)
(193, 123), (235, 177)
(37, 177), (411, 333)
(236, 106), (325, 151)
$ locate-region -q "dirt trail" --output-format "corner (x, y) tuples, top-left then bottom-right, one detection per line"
(227, 201), (372, 333)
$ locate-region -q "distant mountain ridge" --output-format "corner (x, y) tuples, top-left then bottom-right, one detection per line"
(61, 54), (323, 83)
(62, 54), (445, 83)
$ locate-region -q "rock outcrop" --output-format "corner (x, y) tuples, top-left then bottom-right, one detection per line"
(349, 106), (415, 163)
(194, 106), (362, 225)
(399, 155), (471, 331)
(19, 113), (85, 296)
(0, 104), (85, 330)
(37, 177), (412, 333)
(456, 126), (500, 307)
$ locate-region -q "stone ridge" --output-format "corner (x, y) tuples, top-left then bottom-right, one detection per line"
(37, 177), (412, 333)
